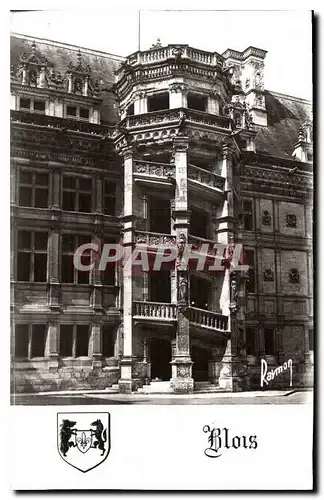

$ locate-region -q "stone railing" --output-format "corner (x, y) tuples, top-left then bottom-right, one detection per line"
(133, 159), (175, 179)
(188, 234), (218, 255)
(11, 110), (114, 137)
(134, 231), (176, 247)
(133, 301), (177, 320)
(124, 45), (222, 68)
(186, 109), (230, 129)
(122, 108), (230, 131)
(188, 164), (225, 191)
(188, 307), (228, 332)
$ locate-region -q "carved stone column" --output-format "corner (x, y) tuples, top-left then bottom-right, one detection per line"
(90, 315), (103, 368)
(90, 227), (103, 310)
(48, 318), (59, 370)
(170, 136), (194, 393)
(134, 91), (147, 115)
(95, 176), (103, 214)
(169, 83), (188, 109)
(119, 146), (135, 393)
(48, 226), (60, 310)
(207, 90), (220, 115)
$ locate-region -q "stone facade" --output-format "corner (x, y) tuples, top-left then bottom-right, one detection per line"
(10, 34), (313, 394)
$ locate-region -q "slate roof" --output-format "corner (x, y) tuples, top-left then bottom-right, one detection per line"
(10, 33), (124, 124)
(255, 90), (312, 160)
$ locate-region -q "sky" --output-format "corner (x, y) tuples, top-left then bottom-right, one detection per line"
(10, 9), (313, 99)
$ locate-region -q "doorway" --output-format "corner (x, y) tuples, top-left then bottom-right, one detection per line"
(150, 338), (171, 381)
(191, 344), (210, 381)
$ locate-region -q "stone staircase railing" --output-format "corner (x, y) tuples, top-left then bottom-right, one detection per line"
(133, 159), (175, 179)
(188, 163), (225, 191)
(134, 231), (176, 246)
(188, 306), (228, 332)
(133, 301), (177, 320)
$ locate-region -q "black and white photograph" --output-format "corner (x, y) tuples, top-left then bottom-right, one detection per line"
(6, 2), (315, 491)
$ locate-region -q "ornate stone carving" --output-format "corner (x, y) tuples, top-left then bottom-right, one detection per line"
(177, 271), (188, 306)
(263, 268), (274, 282)
(289, 268), (300, 284)
(286, 213), (297, 228)
(262, 210), (272, 226)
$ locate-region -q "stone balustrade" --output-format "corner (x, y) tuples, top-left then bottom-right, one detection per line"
(188, 306), (228, 332)
(122, 108), (231, 131)
(11, 110), (114, 137)
(133, 159), (175, 179)
(188, 163), (225, 191)
(123, 45), (223, 68)
(133, 301), (177, 320)
(134, 230), (176, 247)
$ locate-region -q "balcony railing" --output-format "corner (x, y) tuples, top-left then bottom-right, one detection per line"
(123, 45), (223, 68)
(133, 301), (177, 320)
(134, 231), (176, 246)
(133, 159), (175, 179)
(11, 110), (114, 137)
(188, 307), (228, 332)
(188, 234), (218, 255)
(188, 164), (225, 191)
(121, 108), (231, 132)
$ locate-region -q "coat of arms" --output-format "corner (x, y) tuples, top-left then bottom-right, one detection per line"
(57, 413), (110, 472)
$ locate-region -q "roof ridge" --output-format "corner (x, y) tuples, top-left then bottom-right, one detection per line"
(265, 89), (312, 105)
(10, 32), (125, 62)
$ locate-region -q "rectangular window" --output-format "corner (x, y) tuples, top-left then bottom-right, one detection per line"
(14, 324), (46, 358)
(20, 97), (31, 110)
(18, 170), (49, 208)
(187, 93), (208, 112)
(244, 248), (256, 293)
(17, 230), (48, 282)
(126, 103), (134, 116)
(62, 176), (92, 212)
(102, 325), (115, 358)
(190, 208), (209, 239)
(66, 105), (77, 117)
(242, 200), (254, 230)
(61, 234), (92, 284)
(148, 93), (169, 112)
(246, 327), (256, 356)
(31, 324), (46, 357)
(34, 100), (46, 113)
(149, 196), (171, 233)
(59, 325), (74, 357)
(76, 325), (89, 357)
(79, 107), (89, 119)
(15, 324), (29, 358)
(264, 328), (276, 355)
(103, 181), (116, 215)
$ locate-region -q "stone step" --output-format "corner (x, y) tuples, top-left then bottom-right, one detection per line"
(137, 381), (173, 394)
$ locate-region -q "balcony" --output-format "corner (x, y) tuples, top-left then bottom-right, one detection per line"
(11, 110), (114, 138)
(133, 301), (177, 321)
(188, 306), (228, 332)
(133, 159), (175, 185)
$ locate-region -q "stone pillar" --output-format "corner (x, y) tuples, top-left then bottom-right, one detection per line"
(95, 176), (103, 214)
(90, 228), (103, 310)
(48, 318), (59, 370)
(169, 83), (187, 109)
(48, 226), (60, 310)
(134, 91), (147, 114)
(39, 66), (46, 88)
(207, 91), (220, 115)
(170, 136), (194, 393)
(91, 316), (102, 368)
(10, 161), (17, 206)
(119, 146), (135, 393)
(50, 167), (61, 210)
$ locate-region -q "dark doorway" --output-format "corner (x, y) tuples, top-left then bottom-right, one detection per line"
(190, 275), (211, 309)
(190, 208), (209, 238)
(150, 338), (171, 380)
(149, 270), (171, 303)
(149, 196), (171, 234)
(191, 344), (210, 381)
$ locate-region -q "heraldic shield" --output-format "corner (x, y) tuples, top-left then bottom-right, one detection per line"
(57, 413), (111, 472)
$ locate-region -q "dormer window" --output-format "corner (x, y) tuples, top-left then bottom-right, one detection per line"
(74, 78), (83, 94)
(65, 104), (91, 120)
